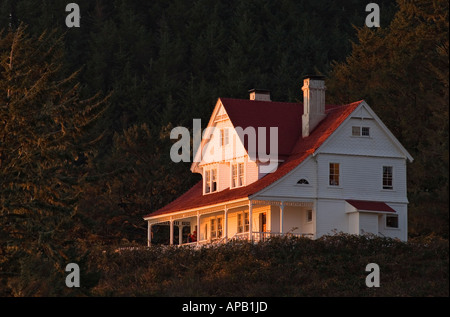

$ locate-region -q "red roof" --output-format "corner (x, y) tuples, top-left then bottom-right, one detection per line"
(220, 98), (302, 159)
(144, 99), (363, 218)
(346, 200), (396, 213)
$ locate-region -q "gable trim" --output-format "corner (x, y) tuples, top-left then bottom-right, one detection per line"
(313, 101), (413, 162)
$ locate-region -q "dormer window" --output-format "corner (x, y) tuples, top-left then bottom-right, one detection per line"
(204, 168), (217, 194)
(231, 163), (244, 188)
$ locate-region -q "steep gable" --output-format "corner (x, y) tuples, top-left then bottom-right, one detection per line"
(314, 101), (413, 161)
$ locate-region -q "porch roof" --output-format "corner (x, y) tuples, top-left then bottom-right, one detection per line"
(346, 200), (396, 213)
(144, 100), (362, 219)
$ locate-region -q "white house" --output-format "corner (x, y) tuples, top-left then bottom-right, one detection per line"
(143, 75), (413, 245)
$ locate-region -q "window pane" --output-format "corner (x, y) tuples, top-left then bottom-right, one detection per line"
(211, 219), (215, 238)
(307, 210), (313, 222)
(352, 126), (360, 136)
(383, 166), (393, 189)
(244, 212), (249, 232)
(232, 164), (237, 188)
(205, 170), (210, 193)
(386, 215), (398, 228)
(217, 218), (222, 237)
(224, 129), (229, 145)
(238, 163), (244, 186)
(329, 163), (339, 186)
(362, 127), (370, 136)
(237, 213), (243, 233)
(212, 169), (217, 192)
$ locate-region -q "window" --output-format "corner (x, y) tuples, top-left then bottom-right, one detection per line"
(329, 163), (340, 186)
(221, 128), (229, 146)
(204, 169), (217, 193)
(211, 169), (217, 192)
(205, 170), (210, 193)
(297, 178), (309, 185)
(306, 210), (313, 222)
(352, 126), (370, 137)
(362, 127), (370, 136)
(231, 163), (245, 188)
(383, 166), (393, 189)
(210, 217), (223, 239)
(386, 215), (398, 228)
(352, 126), (361, 136)
(237, 212), (249, 233)
(238, 163), (244, 186)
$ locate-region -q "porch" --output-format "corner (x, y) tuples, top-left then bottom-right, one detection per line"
(145, 199), (316, 246)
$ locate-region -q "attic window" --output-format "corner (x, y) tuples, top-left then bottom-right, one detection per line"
(352, 126), (370, 137)
(297, 178), (309, 185)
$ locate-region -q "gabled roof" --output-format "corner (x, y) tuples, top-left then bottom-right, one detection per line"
(144, 100), (363, 219)
(220, 98), (303, 160)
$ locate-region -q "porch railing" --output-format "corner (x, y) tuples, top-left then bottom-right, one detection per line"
(179, 231), (313, 247)
(230, 231), (313, 242)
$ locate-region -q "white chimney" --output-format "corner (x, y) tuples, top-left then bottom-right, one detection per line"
(249, 89), (271, 101)
(302, 75), (326, 137)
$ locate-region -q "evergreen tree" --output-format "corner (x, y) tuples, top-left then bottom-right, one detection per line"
(0, 24), (107, 295)
(327, 0), (449, 237)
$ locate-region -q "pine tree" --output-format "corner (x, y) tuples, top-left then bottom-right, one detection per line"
(0, 24), (107, 295)
(327, 0), (449, 237)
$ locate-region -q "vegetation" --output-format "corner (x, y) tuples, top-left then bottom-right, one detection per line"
(14, 234), (448, 297)
(0, 0), (448, 297)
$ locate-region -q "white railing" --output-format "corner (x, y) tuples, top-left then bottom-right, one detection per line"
(179, 231), (314, 247)
(251, 231), (313, 242)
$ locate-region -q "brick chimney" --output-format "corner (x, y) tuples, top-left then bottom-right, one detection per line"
(302, 75), (326, 137)
(249, 89), (271, 101)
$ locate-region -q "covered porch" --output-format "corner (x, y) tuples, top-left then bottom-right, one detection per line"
(145, 198), (316, 246)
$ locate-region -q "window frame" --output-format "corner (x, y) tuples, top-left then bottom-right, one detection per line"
(306, 210), (313, 223)
(329, 162), (340, 186)
(382, 166), (393, 190)
(231, 162), (245, 188)
(237, 212), (249, 234)
(204, 168), (218, 194)
(385, 215), (399, 229)
(210, 216), (223, 240)
(351, 126), (370, 137)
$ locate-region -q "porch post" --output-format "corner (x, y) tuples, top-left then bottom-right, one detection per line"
(147, 222), (152, 246)
(280, 202), (284, 234)
(178, 224), (183, 245)
(224, 205), (228, 242)
(169, 218), (174, 245)
(249, 201), (253, 242)
(197, 211), (200, 246)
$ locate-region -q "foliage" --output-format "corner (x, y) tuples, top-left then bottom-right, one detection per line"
(0, 24), (107, 296)
(327, 0), (449, 237)
(85, 234), (448, 297)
